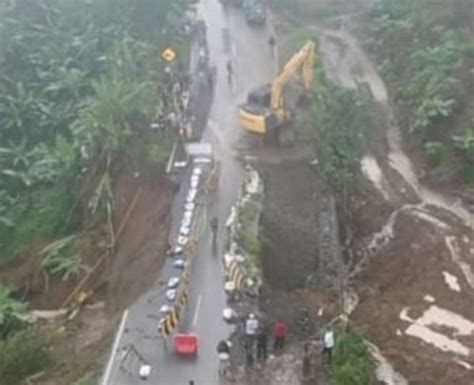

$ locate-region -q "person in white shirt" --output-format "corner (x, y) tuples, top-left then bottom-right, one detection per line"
(323, 328), (335, 362)
(245, 313), (259, 338)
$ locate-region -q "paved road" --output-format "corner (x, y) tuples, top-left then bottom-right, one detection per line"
(103, 1), (275, 384)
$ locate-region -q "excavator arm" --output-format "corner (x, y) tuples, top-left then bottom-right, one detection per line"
(238, 39), (316, 139)
(270, 40), (316, 111)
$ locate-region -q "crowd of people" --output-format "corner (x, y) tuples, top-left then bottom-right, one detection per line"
(216, 312), (335, 379)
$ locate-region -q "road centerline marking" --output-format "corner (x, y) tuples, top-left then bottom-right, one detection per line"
(193, 294), (203, 327)
(101, 309), (129, 385)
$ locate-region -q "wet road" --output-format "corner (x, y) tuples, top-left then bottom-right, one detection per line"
(102, 1), (275, 384)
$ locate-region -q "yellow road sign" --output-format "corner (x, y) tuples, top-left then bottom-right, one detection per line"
(161, 47), (177, 62)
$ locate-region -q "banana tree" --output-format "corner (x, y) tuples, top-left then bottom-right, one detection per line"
(41, 235), (89, 281)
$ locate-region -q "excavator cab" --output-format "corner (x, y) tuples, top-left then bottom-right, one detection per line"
(239, 84), (279, 135)
(247, 84), (271, 107)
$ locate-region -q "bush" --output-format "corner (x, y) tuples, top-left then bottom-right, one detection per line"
(147, 136), (173, 164)
(333, 329), (374, 385)
(313, 76), (375, 193)
(0, 329), (52, 385)
(423, 141), (444, 166)
(0, 183), (77, 266)
(0, 285), (26, 338)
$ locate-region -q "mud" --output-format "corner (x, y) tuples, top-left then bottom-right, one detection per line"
(257, 161), (321, 291)
(270, 4), (474, 384)
(106, 168), (172, 313)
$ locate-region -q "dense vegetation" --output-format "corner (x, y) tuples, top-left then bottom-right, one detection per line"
(272, 0), (368, 21)
(313, 69), (375, 203)
(0, 329), (52, 385)
(367, 0), (474, 182)
(0, 0), (187, 382)
(333, 328), (374, 385)
(0, 0), (187, 269)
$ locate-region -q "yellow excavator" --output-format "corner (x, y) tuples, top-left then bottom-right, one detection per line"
(239, 40), (315, 145)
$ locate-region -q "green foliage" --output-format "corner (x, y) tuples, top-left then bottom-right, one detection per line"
(423, 141), (444, 167)
(148, 136), (173, 164)
(453, 125), (474, 182)
(313, 76), (374, 193)
(0, 329), (52, 385)
(333, 329), (374, 385)
(284, 27), (314, 53)
(88, 172), (114, 215)
(368, 0), (473, 179)
(41, 235), (89, 281)
(412, 96), (456, 132)
(0, 184), (76, 266)
(0, 286), (26, 338)
(272, 0), (366, 20)
(238, 196), (263, 270)
(0, 0), (186, 260)
(242, 226), (261, 257)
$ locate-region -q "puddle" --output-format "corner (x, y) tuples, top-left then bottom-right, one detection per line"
(400, 305), (474, 356)
(445, 236), (474, 290)
(443, 271), (461, 292)
(368, 343), (408, 385)
(361, 155), (390, 200)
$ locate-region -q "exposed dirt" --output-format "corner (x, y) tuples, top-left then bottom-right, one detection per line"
(35, 303), (115, 385)
(316, 14), (474, 385)
(1, 162), (173, 385)
(106, 167), (172, 313)
(263, 2), (474, 384)
(257, 160), (321, 291)
(352, 206), (474, 384)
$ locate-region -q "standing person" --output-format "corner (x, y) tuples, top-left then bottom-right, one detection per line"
(244, 339), (254, 368)
(323, 328), (335, 363)
(268, 34), (276, 55)
(245, 313), (259, 342)
(273, 318), (288, 353)
(217, 339), (232, 377)
(256, 326), (268, 361)
(226, 60), (233, 85)
(210, 216), (218, 253)
(302, 343), (311, 382)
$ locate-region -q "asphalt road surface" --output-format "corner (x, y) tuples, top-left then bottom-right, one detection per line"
(102, 1), (275, 384)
